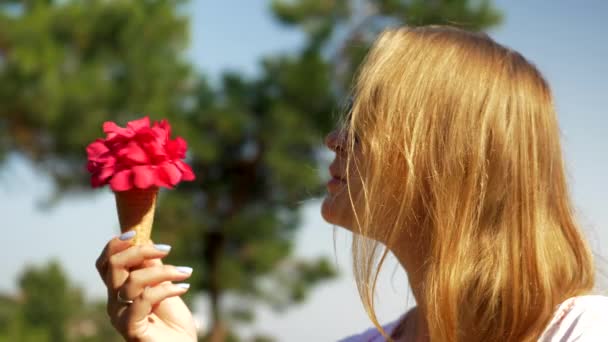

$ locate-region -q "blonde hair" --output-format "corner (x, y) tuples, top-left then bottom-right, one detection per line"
(342, 26), (597, 341)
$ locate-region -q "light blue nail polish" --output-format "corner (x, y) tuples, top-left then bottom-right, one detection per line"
(153, 244), (172, 252)
(175, 266), (193, 274)
(175, 283), (190, 289)
(119, 230), (136, 241)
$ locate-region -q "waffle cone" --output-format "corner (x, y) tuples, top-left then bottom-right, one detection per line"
(114, 187), (158, 245)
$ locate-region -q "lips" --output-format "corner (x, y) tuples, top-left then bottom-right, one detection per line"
(327, 164), (347, 193)
(326, 177), (345, 193)
(328, 165), (346, 182)
(330, 173), (345, 182)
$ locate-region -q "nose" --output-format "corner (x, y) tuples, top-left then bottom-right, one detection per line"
(325, 129), (345, 154)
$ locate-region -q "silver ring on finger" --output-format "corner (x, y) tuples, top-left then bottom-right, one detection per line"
(116, 290), (134, 305)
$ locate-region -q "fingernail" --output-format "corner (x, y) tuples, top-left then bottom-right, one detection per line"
(119, 230), (136, 241)
(153, 244), (172, 252)
(175, 266), (193, 274)
(175, 283), (190, 289)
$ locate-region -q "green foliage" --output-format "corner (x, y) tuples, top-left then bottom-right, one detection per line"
(271, 0), (350, 48)
(271, 0), (503, 92)
(375, 0), (502, 29)
(0, 0), (191, 190)
(19, 261), (72, 341)
(0, 261), (121, 342)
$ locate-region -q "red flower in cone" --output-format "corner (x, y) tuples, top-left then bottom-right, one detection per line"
(86, 116), (195, 191)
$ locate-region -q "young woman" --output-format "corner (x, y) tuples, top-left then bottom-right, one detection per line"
(95, 26), (608, 341)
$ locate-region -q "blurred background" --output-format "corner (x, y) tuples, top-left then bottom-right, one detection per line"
(0, 0), (606, 341)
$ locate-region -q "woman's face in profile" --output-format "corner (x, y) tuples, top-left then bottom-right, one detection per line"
(321, 129), (361, 230)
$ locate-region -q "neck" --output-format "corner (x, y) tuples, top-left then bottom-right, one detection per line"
(391, 246), (430, 342)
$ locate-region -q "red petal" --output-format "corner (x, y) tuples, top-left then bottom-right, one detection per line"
(117, 141), (149, 164)
(153, 119), (171, 140)
(102, 155), (117, 167)
(127, 116), (151, 132)
(109, 169), (133, 191)
(167, 137), (187, 159)
(91, 172), (103, 187)
(135, 127), (158, 142)
(175, 160), (195, 181)
(159, 163), (181, 186)
(87, 160), (99, 173)
(88, 154), (116, 171)
(103, 121), (135, 140)
(153, 167), (172, 188)
(91, 176), (103, 188)
(132, 165), (156, 189)
(86, 140), (109, 160)
(141, 139), (167, 161)
(102, 121), (121, 133)
(91, 166), (115, 187)
(97, 167), (115, 183)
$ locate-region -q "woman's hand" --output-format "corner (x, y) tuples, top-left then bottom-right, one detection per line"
(96, 231), (197, 341)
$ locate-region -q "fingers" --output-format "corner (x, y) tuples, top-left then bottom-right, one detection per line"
(107, 243), (172, 290)
(95, 230), (137, 281)
(121, 265), (193, 300)
(122, 283), (191, 338)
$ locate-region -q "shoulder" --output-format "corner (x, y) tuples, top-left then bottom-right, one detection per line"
(539, 294), (608, 341)
(338, 319), (401, 342)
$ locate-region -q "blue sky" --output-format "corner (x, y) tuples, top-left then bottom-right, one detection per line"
(1, 1), (607, 341)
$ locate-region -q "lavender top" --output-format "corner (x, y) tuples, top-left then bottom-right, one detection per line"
(339, 295), (608, 341)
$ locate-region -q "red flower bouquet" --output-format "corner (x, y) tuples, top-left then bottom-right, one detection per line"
(86, 116), (195, 244)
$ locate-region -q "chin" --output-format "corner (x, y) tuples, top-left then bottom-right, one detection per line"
(321, 191), (353, 230)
